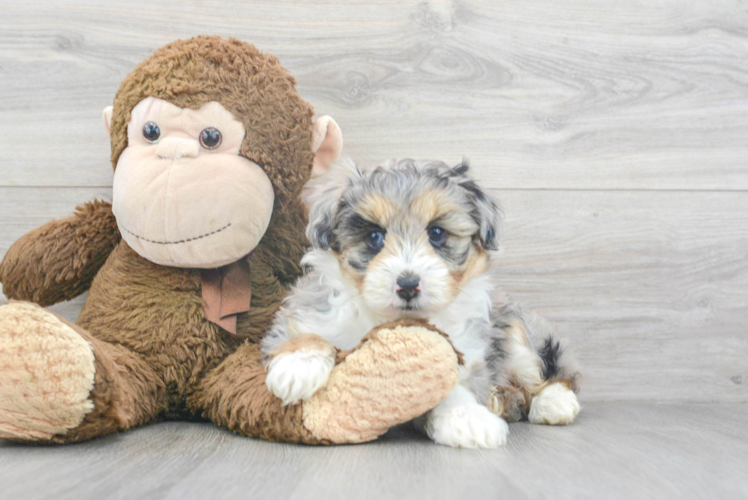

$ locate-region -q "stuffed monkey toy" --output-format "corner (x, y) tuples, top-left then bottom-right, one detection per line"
(0, 36), (460, 444)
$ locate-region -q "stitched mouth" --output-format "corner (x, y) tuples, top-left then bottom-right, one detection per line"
(119, 222), (232, 245)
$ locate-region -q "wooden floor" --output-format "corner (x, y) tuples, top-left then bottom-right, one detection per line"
(1, 403), (746, 500)
(1, 0), (747, 498)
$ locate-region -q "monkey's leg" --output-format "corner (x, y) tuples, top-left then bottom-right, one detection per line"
(0, 302), (166, 443)
(190, 321), (461, 444)
(492, 316), (581, 426)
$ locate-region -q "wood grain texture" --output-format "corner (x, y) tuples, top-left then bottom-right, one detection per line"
(495, 189), (748, 403)
(0, 0), (747, 188)
(1, 403), (746, 500)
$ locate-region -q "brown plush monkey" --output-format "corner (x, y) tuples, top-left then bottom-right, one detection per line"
(0, 36), (459, 444)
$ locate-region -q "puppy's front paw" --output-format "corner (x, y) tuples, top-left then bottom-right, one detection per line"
(266, 350), (335, 406)
(529, 382), (580, 425)
(427, 404), (508, 449)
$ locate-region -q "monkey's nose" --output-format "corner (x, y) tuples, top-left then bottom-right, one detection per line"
(155, 138), (200, 159)
(396, 274), (420, 301)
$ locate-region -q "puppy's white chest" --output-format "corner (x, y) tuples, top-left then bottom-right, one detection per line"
(429, 287), (493, 370)
(433, 319), (489, 368)
(314, 297), (379, 350)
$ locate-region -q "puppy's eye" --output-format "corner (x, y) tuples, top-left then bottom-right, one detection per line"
(365, 230), (385, 250)
(200, 127), (222, 149)
(428, 226), (447, 247)
(143, 122), (161, 143)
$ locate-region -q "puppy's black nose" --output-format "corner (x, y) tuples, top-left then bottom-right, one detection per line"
(396, 275), (420, 301)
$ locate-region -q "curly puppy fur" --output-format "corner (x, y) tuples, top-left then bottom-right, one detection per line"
(262, 159), (582, 448)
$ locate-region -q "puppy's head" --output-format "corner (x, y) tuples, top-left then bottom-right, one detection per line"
(304, 158), (501, 317)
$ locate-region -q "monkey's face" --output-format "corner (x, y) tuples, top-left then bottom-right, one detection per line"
(112, 97), (274, 268)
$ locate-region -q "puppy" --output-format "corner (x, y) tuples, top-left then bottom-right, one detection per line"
(262, 158), (581, 448)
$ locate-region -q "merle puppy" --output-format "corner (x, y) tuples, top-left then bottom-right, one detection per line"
(262, 158), (581, 448)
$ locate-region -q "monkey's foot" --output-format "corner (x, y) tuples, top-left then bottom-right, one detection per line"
(0, 302), (95, 441)
(301, 322), (460, 443)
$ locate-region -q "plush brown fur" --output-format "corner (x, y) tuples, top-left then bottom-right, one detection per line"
(0, 36), (459, 445)
(56, 314), (168, 443)
(188, 341), (316, 444)
(109, 36), (315, 206)
(0, 200), (120, 306)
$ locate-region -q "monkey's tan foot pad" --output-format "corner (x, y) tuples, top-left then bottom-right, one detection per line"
(0, 302), (95, 441)
(302, 323), (460, 443)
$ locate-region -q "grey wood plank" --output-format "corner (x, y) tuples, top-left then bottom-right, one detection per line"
(0, 403), (746, 500)
(1, 0), (747, 189)
(494, 189), (748, 404)
(0, 188), (746, 403)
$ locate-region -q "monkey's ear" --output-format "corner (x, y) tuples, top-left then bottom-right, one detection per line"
(311, 116), (343, 178)
(102, 106), (113, 134)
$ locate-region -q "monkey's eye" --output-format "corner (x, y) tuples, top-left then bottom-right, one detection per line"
(199, 127), (222, 149)
(142, 122), (161, 143)
(428, 226), (447, 247)
(365, 230), (385, 250)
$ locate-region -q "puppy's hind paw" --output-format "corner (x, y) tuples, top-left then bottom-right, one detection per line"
(266, 349), (335, 406)
(529, 382), (580, 425)
(427, 404), (508, 449)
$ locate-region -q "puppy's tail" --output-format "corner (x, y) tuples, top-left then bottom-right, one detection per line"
(487, 306), (582, 421)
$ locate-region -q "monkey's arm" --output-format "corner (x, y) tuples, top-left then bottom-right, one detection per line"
(192, 320), (460, 444)
(0, 200), (120, 306)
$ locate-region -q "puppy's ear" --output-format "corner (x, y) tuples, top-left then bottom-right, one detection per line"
(303, 158), (361, 250)
(454, 160), (502, 251)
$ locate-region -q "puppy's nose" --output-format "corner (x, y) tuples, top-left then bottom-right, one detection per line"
(396, 274), (420, 301)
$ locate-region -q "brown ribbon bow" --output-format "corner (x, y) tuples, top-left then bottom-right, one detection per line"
(200, 259), (252, 335)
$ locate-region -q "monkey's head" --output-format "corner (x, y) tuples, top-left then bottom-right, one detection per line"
(103, 36), (342, 268)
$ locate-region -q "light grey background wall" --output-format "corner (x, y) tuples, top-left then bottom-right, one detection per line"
(1, 0), (746, 404)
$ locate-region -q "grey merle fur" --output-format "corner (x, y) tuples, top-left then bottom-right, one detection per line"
(266, 158), (581, 417)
